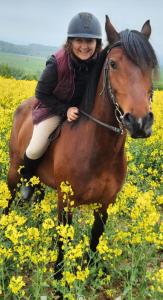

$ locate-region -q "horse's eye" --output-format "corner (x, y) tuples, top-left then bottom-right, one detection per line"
(109, 60), (117, 69)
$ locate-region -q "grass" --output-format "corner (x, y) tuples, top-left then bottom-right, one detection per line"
(0, 51), (163, 88)
(0, 52), (46, 78)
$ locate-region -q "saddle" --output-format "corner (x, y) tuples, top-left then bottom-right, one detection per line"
(48, 123), (63, 142)
(48, 116), (78, 142)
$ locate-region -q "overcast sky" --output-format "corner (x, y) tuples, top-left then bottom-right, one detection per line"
(0, 0), (163, 62)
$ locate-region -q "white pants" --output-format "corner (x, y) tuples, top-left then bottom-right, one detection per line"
(26, 116), (61, 159)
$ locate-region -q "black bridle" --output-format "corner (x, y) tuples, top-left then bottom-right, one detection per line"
(80, 41), (125, 135)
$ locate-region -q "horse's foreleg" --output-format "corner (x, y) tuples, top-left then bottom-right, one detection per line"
(90, 209), (108, 252)
(55, 199), (72, 278)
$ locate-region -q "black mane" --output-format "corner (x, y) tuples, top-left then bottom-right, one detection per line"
(120, 29), (158, 72)
(80, 29), (159, 114)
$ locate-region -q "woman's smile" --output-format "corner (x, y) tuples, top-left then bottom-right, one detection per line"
(71, 38), (97, 60)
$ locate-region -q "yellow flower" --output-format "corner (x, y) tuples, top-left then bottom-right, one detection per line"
(56, 224), (74, 241)
(97, 234), (109, 255)
(65, 241), (83, 260)
(5, 225), (23, 244)
(60, 181), (74, 196)
(0, 211), (26, 227)
(29, 176), (40, 185)
(0, 181), (11, 208)
(26, 227), (39, 240)
(9, 275), (25, 294)
(76, 267), (89, 281)
(42, 218), (55, 230)
(157, 195), (163, 205)
(149, 268), (163, 293)
(63, 271), (76, 285)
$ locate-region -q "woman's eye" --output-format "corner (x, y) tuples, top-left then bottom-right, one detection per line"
(109, 60), (117, 69)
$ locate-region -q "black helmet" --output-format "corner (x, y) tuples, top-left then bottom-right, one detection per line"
(67, 12), (102, 40)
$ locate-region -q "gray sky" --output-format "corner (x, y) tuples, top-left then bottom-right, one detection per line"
(0, 0), (163, 62)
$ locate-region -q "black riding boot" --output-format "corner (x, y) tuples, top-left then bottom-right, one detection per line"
(20, 153), (41, 200)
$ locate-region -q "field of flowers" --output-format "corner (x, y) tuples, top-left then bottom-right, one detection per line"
(0, 76), (163, 299)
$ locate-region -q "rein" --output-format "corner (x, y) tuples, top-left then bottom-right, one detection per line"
(80, 41), (124, 135)
(79, 109), (122, 133)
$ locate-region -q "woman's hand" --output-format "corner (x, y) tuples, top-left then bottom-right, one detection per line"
(67, 107), (79, 122)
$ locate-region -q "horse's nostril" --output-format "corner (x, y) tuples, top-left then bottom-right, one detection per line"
(123, 113), (132, 123)
(148, 111), (154, 120)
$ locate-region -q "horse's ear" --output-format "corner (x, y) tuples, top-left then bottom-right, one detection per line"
(141, 20), (151, 39)
(105, 15), (120, 44)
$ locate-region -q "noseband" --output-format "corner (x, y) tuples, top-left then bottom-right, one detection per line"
(80, 41), (125, 135)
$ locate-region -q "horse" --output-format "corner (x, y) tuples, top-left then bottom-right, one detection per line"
(7, 16), (158, 260)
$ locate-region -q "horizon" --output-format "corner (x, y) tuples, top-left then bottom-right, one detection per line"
(1, 37), (163, 66)
(0, 39), (57, 48)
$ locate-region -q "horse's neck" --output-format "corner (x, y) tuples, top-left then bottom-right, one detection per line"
(92, 74), (114, 122)
(89, 74), (126, 153)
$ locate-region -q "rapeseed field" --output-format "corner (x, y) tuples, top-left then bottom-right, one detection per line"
(0, 77), (162, 299)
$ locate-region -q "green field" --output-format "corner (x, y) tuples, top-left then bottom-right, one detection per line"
(0, 51), (163, 88)
(0, 52), (46, 78)
(154, 69), (163, 89)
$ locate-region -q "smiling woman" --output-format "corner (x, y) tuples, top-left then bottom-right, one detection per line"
(71, 38), (97, 61)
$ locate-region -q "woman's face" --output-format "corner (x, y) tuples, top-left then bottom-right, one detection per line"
(71, 38), (97, 60)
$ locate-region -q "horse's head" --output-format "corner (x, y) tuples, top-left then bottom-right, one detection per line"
(105, 16), (158, 138)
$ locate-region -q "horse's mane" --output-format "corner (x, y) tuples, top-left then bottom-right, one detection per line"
(120, 29), (159, 73)
(80, 29), (159, 114)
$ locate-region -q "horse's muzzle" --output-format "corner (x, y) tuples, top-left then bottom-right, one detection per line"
(122, 112), (154, 138)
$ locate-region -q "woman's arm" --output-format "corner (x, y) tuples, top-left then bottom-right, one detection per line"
(35, 55), (69, 115)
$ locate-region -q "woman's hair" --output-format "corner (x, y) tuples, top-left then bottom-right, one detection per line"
(63, 38), (102, 54)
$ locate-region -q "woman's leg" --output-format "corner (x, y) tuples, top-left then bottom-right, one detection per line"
(21, 115), (61, 200)
(26, 115), (61, 159)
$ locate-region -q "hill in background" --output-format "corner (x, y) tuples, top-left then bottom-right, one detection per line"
(0, 40), (58, 58)
(0, 40), (162, 88)
(0, 40), (59, 80)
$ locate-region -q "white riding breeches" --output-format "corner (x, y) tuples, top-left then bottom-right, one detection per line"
(26, 115), (61, 160)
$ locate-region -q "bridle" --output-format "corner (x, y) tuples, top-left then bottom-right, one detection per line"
(80, 41), (125, 135)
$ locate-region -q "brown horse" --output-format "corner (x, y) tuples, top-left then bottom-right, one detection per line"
(7, 17), (158, 256)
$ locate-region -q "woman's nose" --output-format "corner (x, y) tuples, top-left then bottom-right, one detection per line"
(81, 41), (88, 48)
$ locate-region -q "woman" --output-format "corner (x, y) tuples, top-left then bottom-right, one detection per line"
(21, 12), (102, 199)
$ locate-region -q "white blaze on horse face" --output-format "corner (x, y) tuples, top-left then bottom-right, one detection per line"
(71, 38), (97, 60)
(137, 118), (143, 127)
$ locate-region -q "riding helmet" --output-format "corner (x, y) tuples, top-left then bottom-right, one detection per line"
(67, 12), (102, 40)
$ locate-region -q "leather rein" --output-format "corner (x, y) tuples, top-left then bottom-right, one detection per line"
(80, 41), (125, 135)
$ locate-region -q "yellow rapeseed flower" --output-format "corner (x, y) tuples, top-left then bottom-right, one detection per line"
(26, 227), (39, 241)
(9, 275), (25, 294)
(42, 218), (55, 230)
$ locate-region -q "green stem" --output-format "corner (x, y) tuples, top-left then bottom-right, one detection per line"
(1, 264), (6, 300)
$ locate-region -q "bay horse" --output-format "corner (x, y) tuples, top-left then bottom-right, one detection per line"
(7, 17), (158, 257)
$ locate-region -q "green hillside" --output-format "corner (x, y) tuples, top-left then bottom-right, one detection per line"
(0, 41), (58, 80)
(0, 41), (57, 58)
(0, 40), (162, 87)
(154, 68), (163, 90)
(0, 52), (46, 78)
